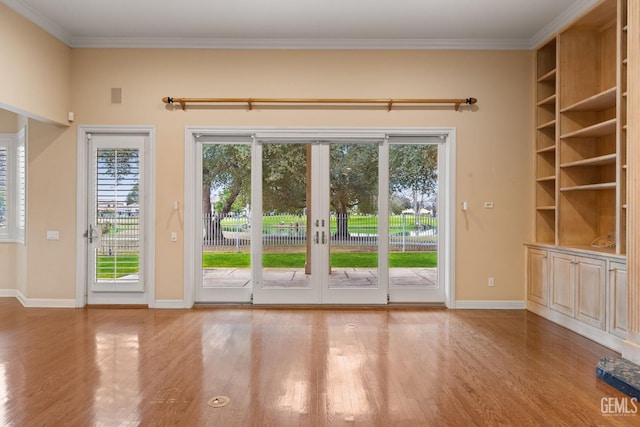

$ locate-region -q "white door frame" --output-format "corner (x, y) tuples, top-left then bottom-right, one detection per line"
(184, 127), (456, 308)
(76, 125), (156, 307)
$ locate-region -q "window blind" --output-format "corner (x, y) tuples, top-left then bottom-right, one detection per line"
(0, 146), (7, 232)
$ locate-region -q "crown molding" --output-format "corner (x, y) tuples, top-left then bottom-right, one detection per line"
(528, 0), (600, 48)
(2, 0), (602, 51)
(0, 0), (71, 45)
(70, 36), (531, 50)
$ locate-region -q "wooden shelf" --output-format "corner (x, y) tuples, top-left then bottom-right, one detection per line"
(560, 118), (616, 138)
(560, 182), (616, 191)
(537, 145), (556, 154)
(560, 153), (616, 168)
(537, 175), (556, 182)
(537, 94), (556, 106)
(537, 120), (556, 130)
(560, 87), (616, 112)
(537, 68), (556, 82)
(536, 206), (556, 211)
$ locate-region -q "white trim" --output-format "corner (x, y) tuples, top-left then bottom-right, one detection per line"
(20, 299), (77, 308)
(0, 0), (72, 46)
(76, 125), (156, 308)
(529, 0), (600, 48)
(183, 127), (196, 308)
(14, 289), (76, 308)
(70, 36), (532, 50)
(455, 300), (526, 310)
(154, 299), (186, 309)
(0, 289), (17, 297)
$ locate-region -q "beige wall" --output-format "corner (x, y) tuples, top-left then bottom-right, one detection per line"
(0, 3), (71, 125)
(66, 48), (533, 302)
(25, 120), (74, 299)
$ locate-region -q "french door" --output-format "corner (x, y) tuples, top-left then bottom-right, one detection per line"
(78, 129), (155, 306)
(253, 139), (386, 304)
(191, 129), (451, 306)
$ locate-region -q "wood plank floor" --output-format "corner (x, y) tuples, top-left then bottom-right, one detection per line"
(0, 298), (631, 426)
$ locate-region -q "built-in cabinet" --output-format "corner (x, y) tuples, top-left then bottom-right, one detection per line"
(526, 244), (625, 350)
(534, 0), (627, 254)
(528, 0), (629, 351)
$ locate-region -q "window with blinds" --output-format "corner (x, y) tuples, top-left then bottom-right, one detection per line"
(95, 148), (141, 282)
(0, 131), (26, 242)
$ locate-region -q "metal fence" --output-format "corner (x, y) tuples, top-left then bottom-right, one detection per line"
(96, 217), (140, 255)
(203, 213), (437, 252)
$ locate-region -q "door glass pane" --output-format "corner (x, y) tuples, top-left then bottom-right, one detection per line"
(95, 148), (140, 283)
(329, 143), (379, 289)
(261, 143), (310, 289)
(201, 144), (252, 288)
(388, 144), (438, 288)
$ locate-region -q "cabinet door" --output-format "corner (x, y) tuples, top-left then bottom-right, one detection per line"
(549, 251), (574, 316)
(527, 248), (548, 306)
(608, 261), (627, 339)
(575, 256), (606, 330)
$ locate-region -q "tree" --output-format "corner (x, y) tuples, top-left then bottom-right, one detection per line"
(202, 144), (252, 243)
(126, 183), (139, 206)
(330, 144), (378, 238)
(389, 144), (438, 224)
(202, 143), (312, 244)
(262, 144), (308, 214)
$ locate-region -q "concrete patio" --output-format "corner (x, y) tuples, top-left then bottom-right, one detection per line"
(202, 267), (437, 288)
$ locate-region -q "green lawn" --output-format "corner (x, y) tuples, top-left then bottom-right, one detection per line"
(202, 251), (436, 268)
(97, 250), (436, 279)
(96, 254), (139, 279)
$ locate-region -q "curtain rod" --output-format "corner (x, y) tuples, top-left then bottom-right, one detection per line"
(162, 96), (477, 111)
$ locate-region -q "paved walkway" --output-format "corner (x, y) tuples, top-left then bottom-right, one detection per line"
(203, 267), (437, 288)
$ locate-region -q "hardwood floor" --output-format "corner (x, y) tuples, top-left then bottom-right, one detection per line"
(0, 298), (630, 426)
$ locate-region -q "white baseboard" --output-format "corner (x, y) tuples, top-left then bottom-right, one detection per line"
(154, 299), (187, 309)
(455, 300), (526, 309)
(14, 291), (76, 308)
(0, 289), (18, 298)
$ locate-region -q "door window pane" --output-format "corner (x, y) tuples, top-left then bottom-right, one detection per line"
(389, 144), (438, 288)
(261, 143), (310, 289)
(95, 148), (141, 283)
(329, 143), (379, 289)
(201, 144), (252, 289)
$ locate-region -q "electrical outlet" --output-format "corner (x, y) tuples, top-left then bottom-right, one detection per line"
(484, 202), (494, 209)
(488, 277), (495, 287)
(171, 232), (177, 242)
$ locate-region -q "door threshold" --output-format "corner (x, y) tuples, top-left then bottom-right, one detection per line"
(85, 304), (149, 309)
(193, 302), (446, 310)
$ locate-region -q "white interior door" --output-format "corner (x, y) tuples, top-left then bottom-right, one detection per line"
(85, 133), (149, 305)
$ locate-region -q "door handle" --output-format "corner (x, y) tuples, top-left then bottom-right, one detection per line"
(322, 231), (327, 244)
(315, 231), (319, 244)
(83, 224), (100, 244)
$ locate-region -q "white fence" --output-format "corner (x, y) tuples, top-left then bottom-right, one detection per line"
(203, 213), (437, 252)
